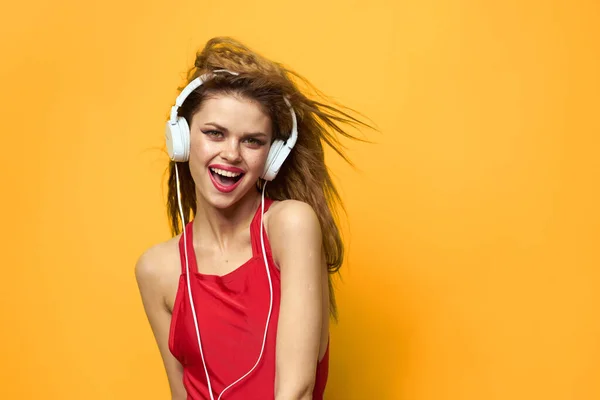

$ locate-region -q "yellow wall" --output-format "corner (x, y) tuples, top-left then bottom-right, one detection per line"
(1, 0), (599, 399)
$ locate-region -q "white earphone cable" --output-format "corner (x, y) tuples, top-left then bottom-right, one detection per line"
(217, 182), (273, 399)
(175, 164), (216, 400)
(176, 165), (273, 399)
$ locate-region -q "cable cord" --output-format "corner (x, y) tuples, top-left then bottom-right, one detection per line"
(175, 164), (274, 400)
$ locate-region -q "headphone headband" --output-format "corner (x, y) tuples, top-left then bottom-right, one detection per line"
(169, 70), (240, 123)
(165, 69), (298, 181)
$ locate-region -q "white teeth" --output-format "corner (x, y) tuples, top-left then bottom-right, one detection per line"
(210, 167), (242, 178)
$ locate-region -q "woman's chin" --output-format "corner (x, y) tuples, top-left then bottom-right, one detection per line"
(201, 182), (258, 210)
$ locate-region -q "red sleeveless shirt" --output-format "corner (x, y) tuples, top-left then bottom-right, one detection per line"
(168, 198), (329, 399)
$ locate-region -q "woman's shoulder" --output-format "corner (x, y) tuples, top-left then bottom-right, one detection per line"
(135, 235), (182, 291)
(265, 200), (321, 259)
(266, 199), (317, 222)
(265, 199), (319, 230)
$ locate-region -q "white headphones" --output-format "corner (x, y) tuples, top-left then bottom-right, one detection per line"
(165, 69), (298, 181)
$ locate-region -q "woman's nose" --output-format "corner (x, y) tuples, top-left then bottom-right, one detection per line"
(220, 139), (242, 162)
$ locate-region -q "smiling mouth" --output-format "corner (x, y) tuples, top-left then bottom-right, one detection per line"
(209, 167), (244, 187)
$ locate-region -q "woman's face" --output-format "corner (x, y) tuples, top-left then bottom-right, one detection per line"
(188, 93), (273, 210)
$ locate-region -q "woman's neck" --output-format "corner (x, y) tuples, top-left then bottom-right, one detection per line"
(192, 189), (262, 251)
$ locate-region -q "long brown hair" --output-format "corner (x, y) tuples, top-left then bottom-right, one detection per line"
(166, 37), (371, 319)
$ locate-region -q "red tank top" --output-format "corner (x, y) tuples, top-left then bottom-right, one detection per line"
(169, 198), (329, 399)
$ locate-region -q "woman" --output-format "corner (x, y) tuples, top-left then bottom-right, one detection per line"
(136, 37), (368, 400)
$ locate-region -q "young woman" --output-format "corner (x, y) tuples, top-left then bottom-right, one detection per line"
(135, 37), (367, 400)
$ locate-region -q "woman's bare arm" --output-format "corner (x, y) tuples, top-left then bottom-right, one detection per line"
(268, 201), (327, 400)
(136, 247), (187, 400)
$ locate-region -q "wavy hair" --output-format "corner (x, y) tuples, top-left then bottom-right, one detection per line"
(166, 37), (371, 319)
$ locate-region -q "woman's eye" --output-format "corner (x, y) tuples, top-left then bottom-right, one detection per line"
(202, 130), (223, 138)
(245, 138), (265, 146)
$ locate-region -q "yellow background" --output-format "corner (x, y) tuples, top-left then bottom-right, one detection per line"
(1, 0), (599, 399)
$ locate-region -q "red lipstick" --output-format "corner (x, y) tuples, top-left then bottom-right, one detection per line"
(208, 164), (245, 173)
(208, 164), (245, 193)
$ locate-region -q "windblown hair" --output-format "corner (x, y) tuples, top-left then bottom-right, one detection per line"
(166, 37), (370, 319)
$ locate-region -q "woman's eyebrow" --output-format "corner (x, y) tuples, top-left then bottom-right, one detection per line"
(205, 122), (268, 137)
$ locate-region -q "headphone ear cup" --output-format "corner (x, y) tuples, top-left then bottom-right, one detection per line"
(165, 117), (191, 162)
(262, 139), (290, 181)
